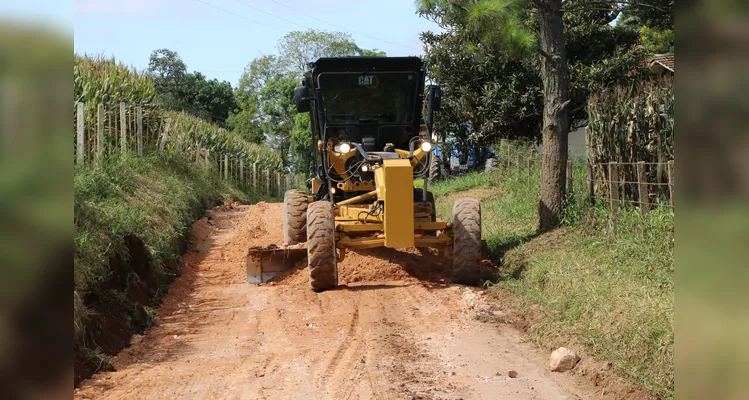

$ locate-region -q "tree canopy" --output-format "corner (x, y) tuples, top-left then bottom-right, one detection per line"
(228, 29), (386, 172)
(147, 49), (238, 127)
(419, 1), (650, 145)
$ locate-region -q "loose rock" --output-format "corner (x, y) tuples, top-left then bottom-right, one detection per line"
(462, 292), (477, 309)
(549, 347), (579, 372)
(508, 370), (518, 378)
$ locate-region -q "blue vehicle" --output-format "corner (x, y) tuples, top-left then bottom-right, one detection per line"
(429, 143), (497, 183)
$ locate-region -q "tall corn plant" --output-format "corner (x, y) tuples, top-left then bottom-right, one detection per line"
(587, 75), (674, 202)
(163, 111), (282, 170)
(74, 54), (162, 158)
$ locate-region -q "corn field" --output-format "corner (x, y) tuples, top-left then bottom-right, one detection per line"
(587, 75), (674, 204)
(73, 54), (294, 196)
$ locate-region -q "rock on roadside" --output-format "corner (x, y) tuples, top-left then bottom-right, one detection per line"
(549, 347), (580, 372)
(462, 292), (477, 309)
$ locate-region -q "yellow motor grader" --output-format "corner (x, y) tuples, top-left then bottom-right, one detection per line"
(247, 56), (482, 291)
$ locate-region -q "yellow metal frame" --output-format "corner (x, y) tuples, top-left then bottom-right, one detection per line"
(313, 134), (452, 258)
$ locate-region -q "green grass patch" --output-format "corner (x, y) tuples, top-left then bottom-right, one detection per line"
(434, 160), (674, 398)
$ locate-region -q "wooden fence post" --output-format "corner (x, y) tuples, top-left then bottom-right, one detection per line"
(177, 129), (183, 153)
(97, 103), (104, 166)
(240, 159), (244, 188)
(587, 162), (595, 205)
(276, 172), (282, 196)
(136, 106), (143, 156)
(265, 169), (270, 196)
(506, 143), (512, 168)
(159, 118), (171, 155)
(253, 162), (258, 191)
(224, 154), (229, 180)
(667, 160), (674, 207)
(195, 142), (200, 163)
(609, 162), (619, 224)
(120, 102), (127, 157)
(566, 160), (573, 194)
(527, 148), (534, 173)
(517, 151), (525, 173)
(76, 102), (85, 164)
(636, 161), (650, 216)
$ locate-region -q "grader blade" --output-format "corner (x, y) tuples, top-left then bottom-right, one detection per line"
(246, 244), (306, 283)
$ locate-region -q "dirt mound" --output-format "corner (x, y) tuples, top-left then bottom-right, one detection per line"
(273, 245), (500, 288)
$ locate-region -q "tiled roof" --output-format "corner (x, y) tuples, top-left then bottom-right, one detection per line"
(652, 53), (674, 72)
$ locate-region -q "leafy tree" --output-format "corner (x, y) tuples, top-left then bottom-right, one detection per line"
(147, 49), (237, 127)
(619, 0), (674, 30)
(277, 30), (382, 75)
(258, 74), (298, 168)
(290, 113), (314, 175)
(148, 49), (188, 111)
(417, 0), (657, 230)
(231, 30), (386, 171)
(229, 55), (285, 144)
(183, 72), (237, 127)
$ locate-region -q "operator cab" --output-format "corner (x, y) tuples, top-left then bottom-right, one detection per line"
(294, 56), (441, 201)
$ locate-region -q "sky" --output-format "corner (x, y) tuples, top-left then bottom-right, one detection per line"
(69, 0), (443, 86)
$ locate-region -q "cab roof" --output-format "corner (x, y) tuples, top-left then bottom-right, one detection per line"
(309, 56), (424, 73)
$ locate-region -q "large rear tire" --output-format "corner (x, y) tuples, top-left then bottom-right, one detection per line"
(428, 154), (443, 185)
(307, 201), (338, 291)
(451, 198), (482, 286)
(283, 190), (308, 245)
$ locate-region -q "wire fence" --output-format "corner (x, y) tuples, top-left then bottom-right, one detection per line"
(73, 101), (303, 198)
(499, 140), (674, 225)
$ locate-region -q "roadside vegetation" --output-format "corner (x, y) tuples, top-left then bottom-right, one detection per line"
(72, 54), (282, 383)
(431, 162), (674, 398)
(73, 155), (271, 382)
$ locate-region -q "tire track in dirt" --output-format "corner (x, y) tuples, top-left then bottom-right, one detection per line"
(75, 202), (601, 400)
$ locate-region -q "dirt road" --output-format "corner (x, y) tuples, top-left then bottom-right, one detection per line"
(75, 202), (596, 400)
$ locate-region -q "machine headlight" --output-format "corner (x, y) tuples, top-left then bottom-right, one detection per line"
(420, 141), (433, 152)
(339, 142), (351, 153)
(361, 164), (369, 172)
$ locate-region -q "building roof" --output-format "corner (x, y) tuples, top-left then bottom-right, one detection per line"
(651, 53), (674, 73)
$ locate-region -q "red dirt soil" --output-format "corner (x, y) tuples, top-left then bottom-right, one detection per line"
(74, 202), (605, 400)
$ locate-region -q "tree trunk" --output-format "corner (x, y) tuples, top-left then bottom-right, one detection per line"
(537, 0), (570, 231)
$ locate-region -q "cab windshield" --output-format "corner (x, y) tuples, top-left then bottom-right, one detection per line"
(319, 72), (419, 124)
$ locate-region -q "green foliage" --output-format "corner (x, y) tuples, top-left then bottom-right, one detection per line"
(419, 2), (646, 145)
(276, 29), (384, 74)
(231, 29), (386, 172)
(164, 111), (282, 170)
(618, 0), (674, 30)
(147, 49), (238, 127)
(639, 25), (674, 54)
(74, 53), (161, 135)
(290, 113), (314, 174)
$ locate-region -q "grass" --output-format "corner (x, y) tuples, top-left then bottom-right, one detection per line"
(433, 160), (674, 398)
(73, 154), (268, 380)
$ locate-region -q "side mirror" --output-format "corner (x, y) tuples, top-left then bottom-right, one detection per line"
(294, 86), (310, 113)
(428, 85), (442, 112)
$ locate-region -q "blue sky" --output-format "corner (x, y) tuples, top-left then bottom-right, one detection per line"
(70, 0), (443, 86)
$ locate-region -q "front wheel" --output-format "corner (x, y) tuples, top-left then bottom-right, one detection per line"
(306, 201), (338, 291)
(451, 198), (482, 286)
(283, 190), (308, 245)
